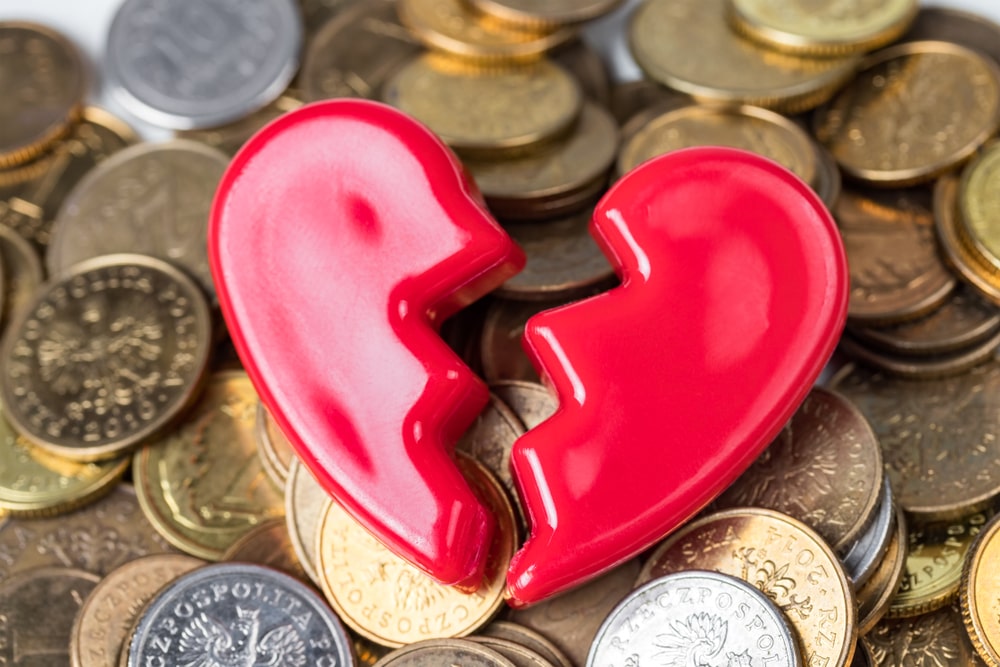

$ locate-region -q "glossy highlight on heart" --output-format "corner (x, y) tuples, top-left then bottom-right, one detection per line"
(506, 147), (848, 606)
(209, 100), (524, 589)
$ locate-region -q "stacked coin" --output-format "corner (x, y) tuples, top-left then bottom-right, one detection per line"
(5, 0), (1000, 665)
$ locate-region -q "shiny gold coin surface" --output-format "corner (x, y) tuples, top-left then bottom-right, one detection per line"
(935, 173), (1000, 306)
(177, 95), (302, 156)
(0, 224), (42, 331)
(857, 506), (907, 635)
(960, 142), (1000, 272)
(489, 381), (557, 431)
(505, 559), (639, 667)
(221, 518), (308, 582)
(317, 458), (515, 647)
(0, 23), (85, 168)
(714, 387), (884, 553)
(890, 511), (988, 618)
(815, 41), (1000, 186)
(301, 0), (422, 101)
(1, 254), (213, 462)
(0, 485), (177, 582)
(466, 103), (617, 214)
(69, 554), (204, 667)
(470, 0), (624, 27)
(836, 187), (956, 325)
(374, 638), (517, 666)
(637, 508), (857, 667)
(397, 0), (575, 64)
(0, 410), (128, 518)
(727, 0), (917, 55)
(0, 106), (136, 248)
(629, 0), (859, 113)
(962, 514), (1000, 665)
(255, 402), (296, 487)
(0, 566), (100, 666)
(830, 361), (1000, 521)
(383, 54), (582, 158)
(618, 103), (817, 184)
(285, 457), (328, 586)
(869, 606), (976, 667)
(133, 371), (285, 561)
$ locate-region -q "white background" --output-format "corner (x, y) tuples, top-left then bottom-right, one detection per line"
(1, 0), (999, 140)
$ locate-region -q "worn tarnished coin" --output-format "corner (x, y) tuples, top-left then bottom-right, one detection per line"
(465, 103), (618, 219)
(481, 622), (572, 667)
(0, 224), (43, 330)
(0, 106), (136, 248)
(106, 0), (301, 129)
(610, 79), (692, 128)
(301, 0), (421, 101)
(221, 519), (309, 583)
(382, 54), (582, 158)
(839, 328), (1000, 379)
(489, 381), (557, 430)
(0, 409), (128, 518)
(285, 458), (328, 586)
(618, 104), (817, 183)
(176, 95), (302, 156)
(903, 7), (1000, 66)
(811, 140), (843, 210)
(629, 0), (859, 113)
(133, 371), (285, 561)
(0, 485), (177, 583)
(935, 173), (1000, 307)
(869, 606), (976, 667)
(889, 511), (988, 618)
(589, 571), (801, 667)
(480, 299), (549, 383)
(714, 387), (884, 553)
(962, 514), (1000, 665)
(46, 140), (228, 300)
(496, 212), (615, 302)
(815, 41), (1000, 186)
(374, 639), (516, 667)
(849, 285), (1000, 357)
(397, 0), (575, 64)
(726, 0), (917, 55)
(299, 0), (361, 40)
(468, 636), (553, 667)
(0, 566), (100, 666)
(0, 23), (85, 168)
(829, 360), (1000, 521)
(857, 507), (907, 635)
(638, 508), (857, 667)
(256, 403), (296, 487)
(835, 187), (956, 325)
(317, 458), (514, 647)
(841, 482), (895, 587)
(125, 563), (354, 667)
(2, 254), (212, 462)
(552, 40), (611, 107)
(960, 142), (1000, 272)
(505, 559), (640, 667)
(456, 394), (525, 518)
(70, 554), (204, 667)
(470, 0), (624, 27)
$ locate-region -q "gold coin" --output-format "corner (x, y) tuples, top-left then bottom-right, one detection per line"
(857, 506), (907, 635)
(316, 457), (514, 647)
(868, 606), (977, 667)
(382, 54), (582, 158)
(960, 142), (1000, 271)
(962, 514), (1000, 665)
(0, 409), (128, 518)
(284, 457), (329, 586)
(69, 554), (204, 667)
(935, 173), (1000, 306)
(0, 23), (85, 168)
(637, 508), (857, 667)
(133, 371), (285, 561)
(221, 519), (309, 582)
(0, 224), (43, 331)
(617, 104), (818, 185)
(397, 0), (575, 64)
(629, 0), (859, 113)
(815, 41), (1000, 186)
(255, 402), (296, 487)
(177, 95), (302, 156)
(0, 106), (136, 248)
(469, 0), (625, 27)
(726, 0), (918, 56)
(889, 511), (989, 618)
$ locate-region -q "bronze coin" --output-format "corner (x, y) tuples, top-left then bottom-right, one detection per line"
(609, 79), (692, 128)
(713, 387), (885, 553)
(835, 186), (956, 325)
(857, 506), (908, 635)
(489, 381), (557, 430)
(0, 224), (42, 332)
(467, 636), (553, 667)
(469, 0), (625, 27)
(221, 519), (309, 582)
(480, 299), (549, 383)
(902, 7), (1000, 66)
(838, 328), (1000, 380)
(374, 639), (517, 667)
(934, 172), (1000, 307)
(829, 360), (1000, 521)
(552, 39), (611, 106)
(255, 402), (296, 487)
(456, 394), (526, 521)
(479, 621), (572, 667)
(0, 22), (85, 168)
(868, 605), (976, 666)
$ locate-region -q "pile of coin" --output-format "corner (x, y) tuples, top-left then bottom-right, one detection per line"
(5, 0), (1000, 665)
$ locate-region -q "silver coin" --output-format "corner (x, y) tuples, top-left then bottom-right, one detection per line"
(842, 481), (896, 587)
(126, 563), (354, 667)
(106, 0), (301, 130)
(587, 570), (801, 667)
(47, 140), (227, 301)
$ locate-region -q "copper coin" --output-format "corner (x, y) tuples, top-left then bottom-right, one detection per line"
(829, 360), (1000, 521)
(835, 186), (956, 325)
(714, 387), (884, 553)
(489, 381), (557, 430)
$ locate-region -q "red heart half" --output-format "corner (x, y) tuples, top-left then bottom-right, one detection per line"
(506, 147), (848, 606)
